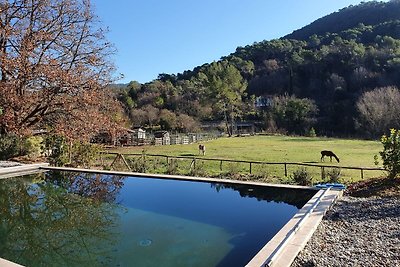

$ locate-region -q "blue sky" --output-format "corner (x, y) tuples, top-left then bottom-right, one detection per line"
(93, 0), (374, 84)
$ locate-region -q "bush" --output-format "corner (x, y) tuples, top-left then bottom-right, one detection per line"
(308, 127), (317, 137)
(71, 141), (100, 168)
(292, 168), (313, 186)
(327, 167), (341, 183)
(43, 135), (100, 167)
(189, 161), (207, 177)
(24, 136), (44, 159)
(42, 135), (69, 166)
(0, 134), (23, 160)
(167, 158), (178, 175)
(126, 156), (146, 172)
(380, 129), (400, 179)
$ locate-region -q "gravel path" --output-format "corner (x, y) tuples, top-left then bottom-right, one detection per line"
(292, 196), (400, 267)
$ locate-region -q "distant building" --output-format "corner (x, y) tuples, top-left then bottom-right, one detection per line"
(154, 131), (170, 145)
(133, 128), (146, 140)
(255, 96), (274, 108)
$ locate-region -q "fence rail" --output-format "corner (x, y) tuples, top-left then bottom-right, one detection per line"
(99, 152), (384, 182)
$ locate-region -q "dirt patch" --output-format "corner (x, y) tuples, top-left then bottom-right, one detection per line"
(346, 177), (400, 198)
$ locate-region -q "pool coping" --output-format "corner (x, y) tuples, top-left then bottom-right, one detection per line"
(0, 163), (49, 179)
(246, 187), (342, 267)
(0, 164), (341, 267)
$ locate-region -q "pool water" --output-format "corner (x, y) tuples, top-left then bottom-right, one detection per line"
(0, 171), (316, 267)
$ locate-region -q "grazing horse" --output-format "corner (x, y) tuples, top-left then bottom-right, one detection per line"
(321, 150), (340, 163)
(198, 144), (206, 155)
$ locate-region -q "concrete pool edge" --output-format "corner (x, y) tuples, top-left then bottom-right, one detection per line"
(0, 258), (24, 267)
(0, 163), (49, 178)
(246, 187), (342, 267)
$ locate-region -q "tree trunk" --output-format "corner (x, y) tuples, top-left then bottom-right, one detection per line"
(223, 102), (232, 136)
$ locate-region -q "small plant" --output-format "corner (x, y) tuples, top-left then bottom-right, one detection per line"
(255, 165), (270, 180)
(189, 161), (207, 177)
(226, 162), (241, 178)
(291, 167), (313, 186)
(167, 158), (178, 175)
(308, 127), (317, 137)
(327, 167), (341, 183)
(380, 129), (400, 179)
(126, 157), (146, 172)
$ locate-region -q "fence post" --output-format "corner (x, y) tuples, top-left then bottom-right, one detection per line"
(250, 162), (252, 174)
(119, 154), (132, 172)
(284, 163), (287, 177)
(100, 153), (104, 167)
(361, 169), (364, 180)
(143, 153), (146, 172)
(321, 167), (325, 180)
(220, 160), (223, 171)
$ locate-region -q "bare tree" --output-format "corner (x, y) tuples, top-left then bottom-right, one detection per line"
(0, 0), (122, 138)
(356, 86), (400, 137)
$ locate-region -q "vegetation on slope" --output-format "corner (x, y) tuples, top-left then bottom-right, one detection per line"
(115, 0), (400, 138)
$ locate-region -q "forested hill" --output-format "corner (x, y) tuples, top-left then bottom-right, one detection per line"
(117, 0), (400, 138)
(285, 0), (400, 40)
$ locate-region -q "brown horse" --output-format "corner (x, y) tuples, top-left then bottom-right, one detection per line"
(321, 150), (340, 163)
(198, 144), (206, 155)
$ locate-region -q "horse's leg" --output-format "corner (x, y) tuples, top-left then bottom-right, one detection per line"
(321, 155), (324, 162)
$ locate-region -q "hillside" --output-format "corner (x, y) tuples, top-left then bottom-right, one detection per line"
(118, 0), (400, 138)
(286, 0), (400, 40)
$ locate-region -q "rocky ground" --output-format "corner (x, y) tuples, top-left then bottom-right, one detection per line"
(292, 179), (400, 267)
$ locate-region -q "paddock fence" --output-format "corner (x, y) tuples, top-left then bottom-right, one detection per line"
(96, 152), (385, 184)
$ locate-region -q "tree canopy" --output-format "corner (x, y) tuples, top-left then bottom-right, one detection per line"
(0, 0), (124, 139)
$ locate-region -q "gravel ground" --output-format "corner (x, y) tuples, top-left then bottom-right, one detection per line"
(0, 161), (22, 168)
(292, 196), (400, 267)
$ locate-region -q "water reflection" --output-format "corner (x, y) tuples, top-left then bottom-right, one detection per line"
(0, 172), (125, 267)
(211, 183), (316, 209)
(45, 171), (125, 203)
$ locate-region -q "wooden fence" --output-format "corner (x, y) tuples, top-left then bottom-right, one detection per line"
(99, 152), (385, 182)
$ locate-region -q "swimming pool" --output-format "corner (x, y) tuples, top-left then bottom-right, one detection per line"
(0, 169), (316, 267)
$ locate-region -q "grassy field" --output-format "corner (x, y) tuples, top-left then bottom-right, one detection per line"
(104, 135), (384, 184)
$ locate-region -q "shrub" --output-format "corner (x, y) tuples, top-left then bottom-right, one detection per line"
(42, 135), (101, 167)
(327, 167), (341, 183)
(225, 162), (241, 179)
(256, 165), (270, 180)
(24, 136), (44, 159)
(308, 127), (317, 137)
(126, 156), (146, 172)
(380, 128), (400, 179)
(42, 135), (69, 166)
(189, 161), (207, 177)
(0, 134), (23, 160)
(292, 168), (313, 186)
(71, 141), (100, 168)
(167, 158), (178, 175)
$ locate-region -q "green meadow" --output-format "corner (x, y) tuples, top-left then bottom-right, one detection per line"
(106, 135), (384, 184)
